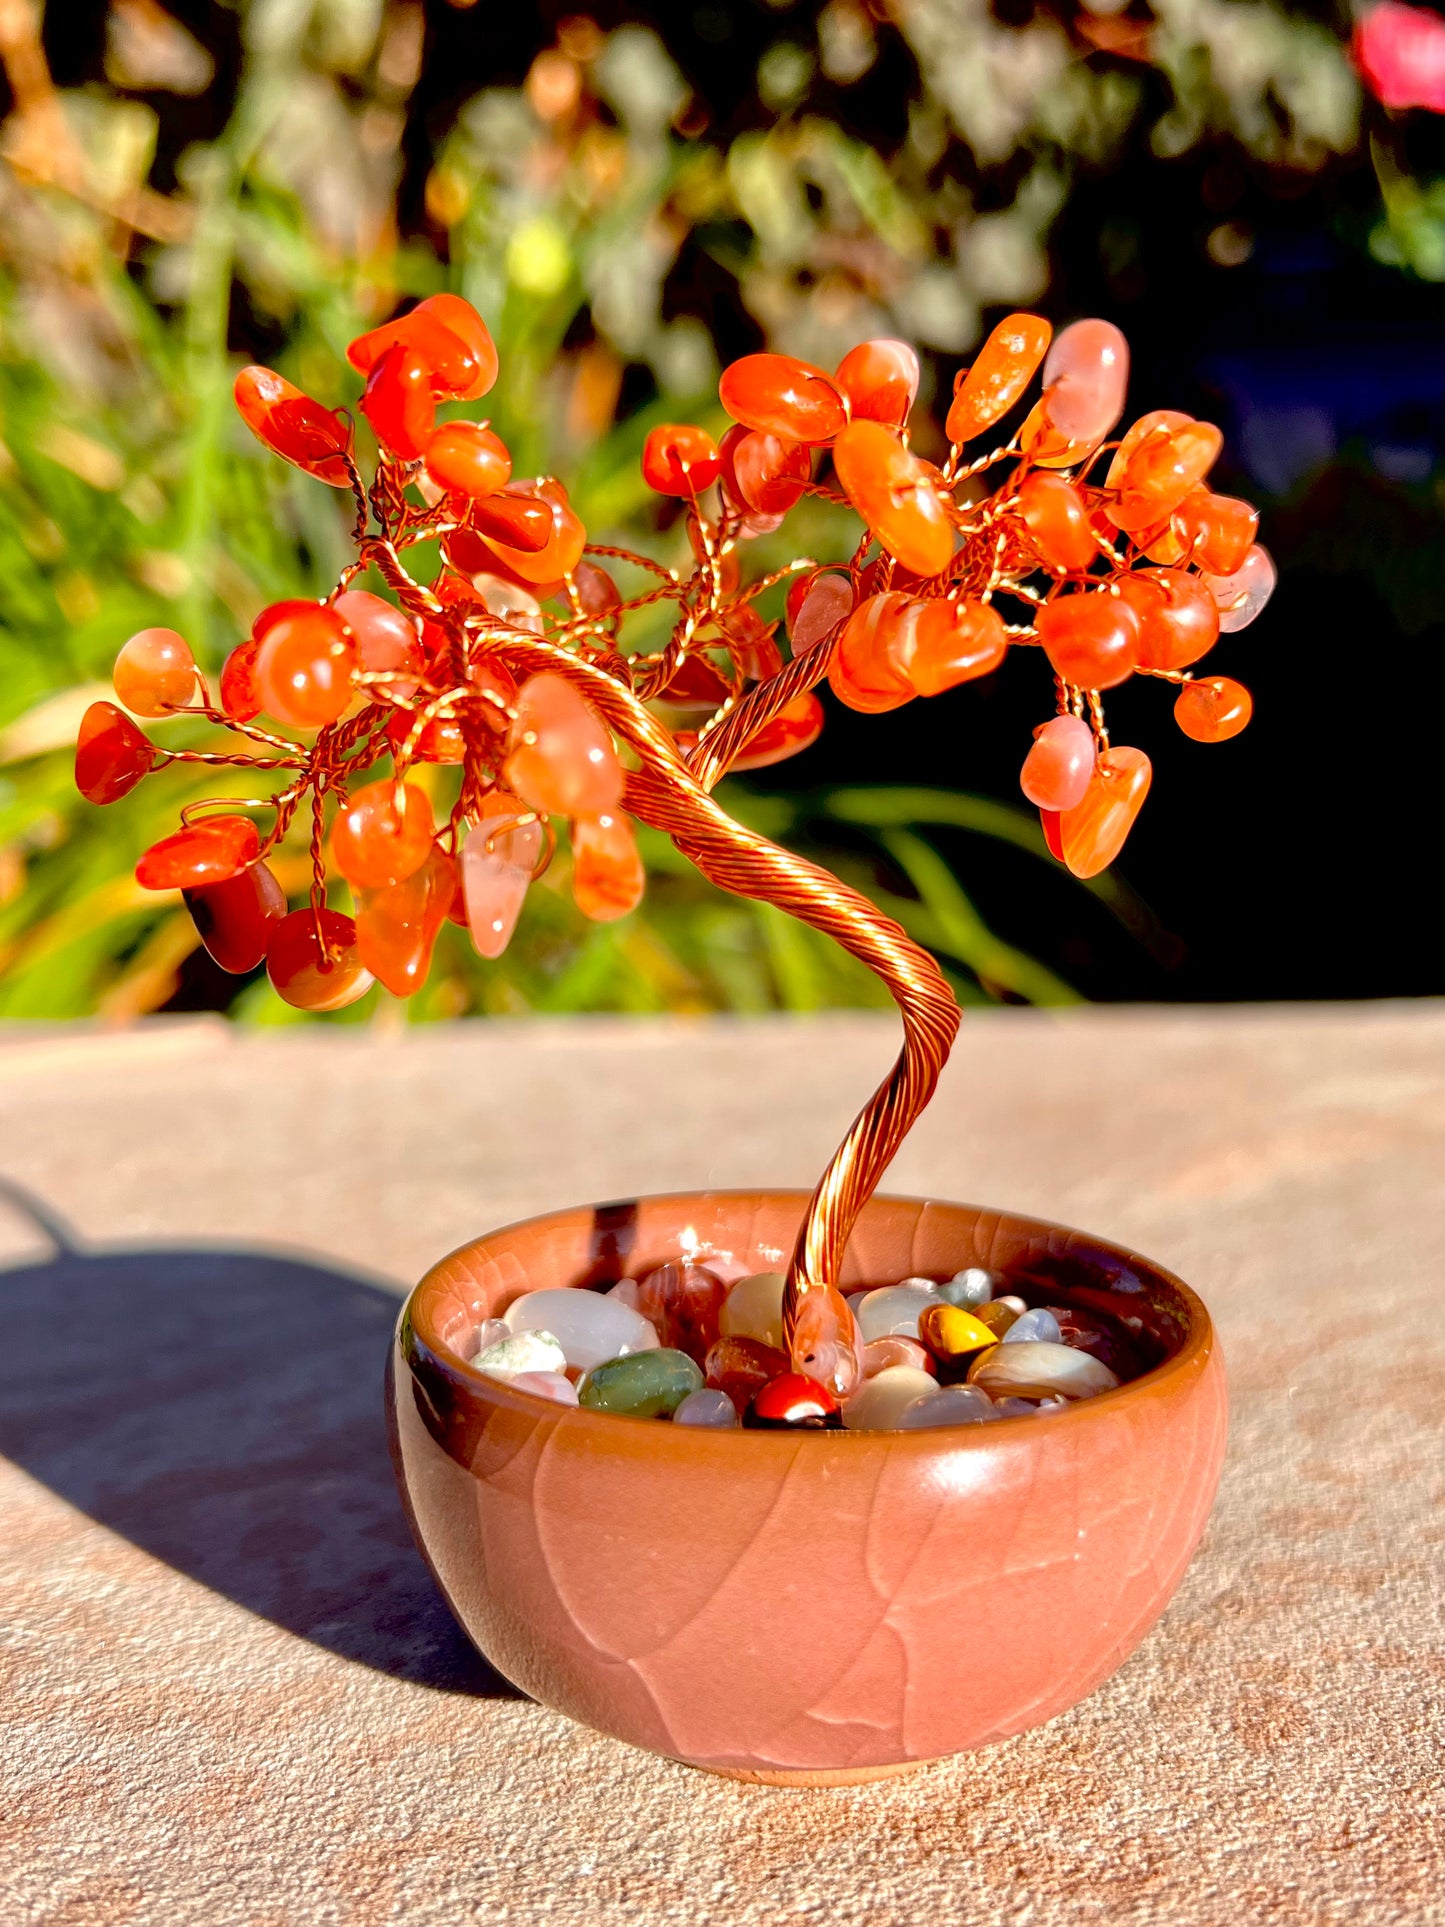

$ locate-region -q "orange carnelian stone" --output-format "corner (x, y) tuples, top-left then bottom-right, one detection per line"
(828, 591), (918, 713)
(908, 598), (1007, 695)
(636, 1262), (731, 1366)
(1020, 713), (1095, 811)
(75, 701), (155, 803)
(253, 601), (357, 728)
(1113, 421), (1222, 532)
(469, 486), (553, 554)
(641, 424), (721, 495)
(505, 671), (623, 816)
(1040, 318), (1129, 446)
(946, 313), (1051, 443)
(266, 907), (374, 1011)
(1171, 488), (1258, 575)
(476, 478), (585, 585)
(719, 353), (848, 444)
(113, 627), (196, 717)
(183, 860), (287, 974)
(136, 815), (261, 891)
(832, 420), (955, 578)
(331, 779), (436, 889)
(220, 637), (262, 722)
(572, 811), (645, 921)
(1040, 807), (1065, 862)
(1058, 746), (1152, 877)
(1016, 473), (1097, 574)
(1035, 590), (1140, 689)
(1104, 410), (1191, 490)
(332, 590), (423, 698)
(354, 843), (455, 996)
(360, 343), (436, 459)
(729, 692), (825, 771)
(1115, 567), (1219, 671)
(719, 424), (811, 515)
(422, 422), (512, 499)
(386, 707), (467, 765)
(347, 293), (498, 401)
(233, 366), (353, 486)
(834, 339), (919, 428)
(1175, 676), (1252, 742)
(787, 1283), (863, 1400)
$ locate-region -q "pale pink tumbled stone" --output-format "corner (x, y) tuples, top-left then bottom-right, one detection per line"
(1203, 544), (1275, 633)
(1041, 319), (1129, 445)
(461, 815), (542, 960)
(1020, 714), (1095, 811)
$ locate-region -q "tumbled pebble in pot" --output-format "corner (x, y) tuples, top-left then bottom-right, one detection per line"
(577, 1347), (703, 1417)
(897, 1384), (998, 1429)
(853, 1283), (938, 1343)
(1001, 1307), (1062, 1345)
(841, 1365), (938, 1431)
(468, 1316), (509, 1357)
(672, 1387), (739, 1428)
(938, 1266), (995, 1308)
(744, 1372), (840, 1430)
(918, 1302), (997, 1369)
(994, 1396), (1043, 1416)
(506, 1369), (579, 1405)
(605, 1278), (641, 1311)
(862, 1335), (934, 1378)
(637, 1261), (729, 1364)
(705, 1334), (787, 1409)
(969, 1340), (1119, 1401)
(473, 1329), (567, 1379)
(505, 1287), (660, 1372)
(717, 1271), (786, 1350)
(975, 1299), (1022, 1337)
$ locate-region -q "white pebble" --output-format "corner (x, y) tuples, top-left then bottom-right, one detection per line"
(841, 1365), (938, 1431)
(939, 1267), (995, 1307)
(504, 1289), (659, 1372)
(717, 1271), (786, 1350)
(853, 1284), (938, 1343)
(970, 1340), (1119, 1401)
(1001, 1307), (1062, 1345)
(605, 1278), (641, 1310)
(474, 1330), (567, 1379)
(897, 1385), (998, 1429)
(672, 1388), (739, 1428)
(467, 1316), (509, 1357)
(507, 1370), (579, 1405)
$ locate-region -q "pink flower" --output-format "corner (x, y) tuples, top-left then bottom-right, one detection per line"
(1355, 2), (1445, 111)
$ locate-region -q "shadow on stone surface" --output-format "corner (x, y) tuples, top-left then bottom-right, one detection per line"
(0, 1178), (517, 1699)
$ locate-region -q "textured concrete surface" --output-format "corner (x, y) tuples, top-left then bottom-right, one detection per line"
(0, 1006), (1441, 1925)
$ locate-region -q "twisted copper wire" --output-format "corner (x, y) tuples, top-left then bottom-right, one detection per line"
(484, 630), (961, 1343)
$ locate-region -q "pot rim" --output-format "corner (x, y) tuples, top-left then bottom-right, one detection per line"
(403, 1187), (1216, 1446)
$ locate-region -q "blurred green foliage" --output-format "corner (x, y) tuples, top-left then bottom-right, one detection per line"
(0, 0), (1391, 1018)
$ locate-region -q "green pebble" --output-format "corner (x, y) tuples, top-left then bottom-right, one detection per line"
(577, 1348), (704, 1418)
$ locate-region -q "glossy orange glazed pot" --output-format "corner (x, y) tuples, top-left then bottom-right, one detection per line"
(388, 1190), (1227, 1784)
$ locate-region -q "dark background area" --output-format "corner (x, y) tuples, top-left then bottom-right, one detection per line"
(30, 0), (1445, 1003)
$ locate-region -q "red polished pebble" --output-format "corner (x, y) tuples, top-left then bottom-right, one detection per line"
(642, 424), (721, 495)
(1040, 807), (1065, 862)
(1020, 713), (1095, 811)
(183, 860), (287, 973)
(1058, 745), (1152, 877)
(233, 366), (353, 486)
(136, 815), (261, 891)
(833, 339), (919, 427)
(729, 692), (824, 771)
(422, 422), (512, 499)
(331, 779), (436, 889)
(386, 706), (467, 765)
(719, 425), (811, 515)
(74, 701), (155, 804)
(332, 590), (423, 697)
(719, 353), (848, 444)
(469, 486), (555, 554)
(360, 343), (436, 459)
(744, 1371), (841, 1430)
(253, 600), (358, 728)
(113, 627), (196, 717)
(1040, 318), (1129, 446)
(907, 598), (1007, 695)
(832, 420), (955, 578)
(572, 811), (645, 921)
(636, 1262), (731, 1366)
(829, 592), (918, 713)
(946, 313), (1051, 443)
(347, 293), (498, 401)
(506, 671), (623, 816)
(265, 906), (374, 1010)
(476, 479), (586, 585)
(1175, 676), (1253, 742)
(1016, 473), (1097, 574)
(220, 637), (262, 722)
(1116, 567), (1219, 671)
(355, 842), (455, 995)
(1036, 590), (1141, 689)
(704, 1334), (788, 1410)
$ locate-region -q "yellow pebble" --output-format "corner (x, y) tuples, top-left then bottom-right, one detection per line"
(975, 1300), (1021, 1337)
(918, 1302), (998, 1363)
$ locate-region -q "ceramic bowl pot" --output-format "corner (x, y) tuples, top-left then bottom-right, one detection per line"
(389, 1190), (1227, 1784)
